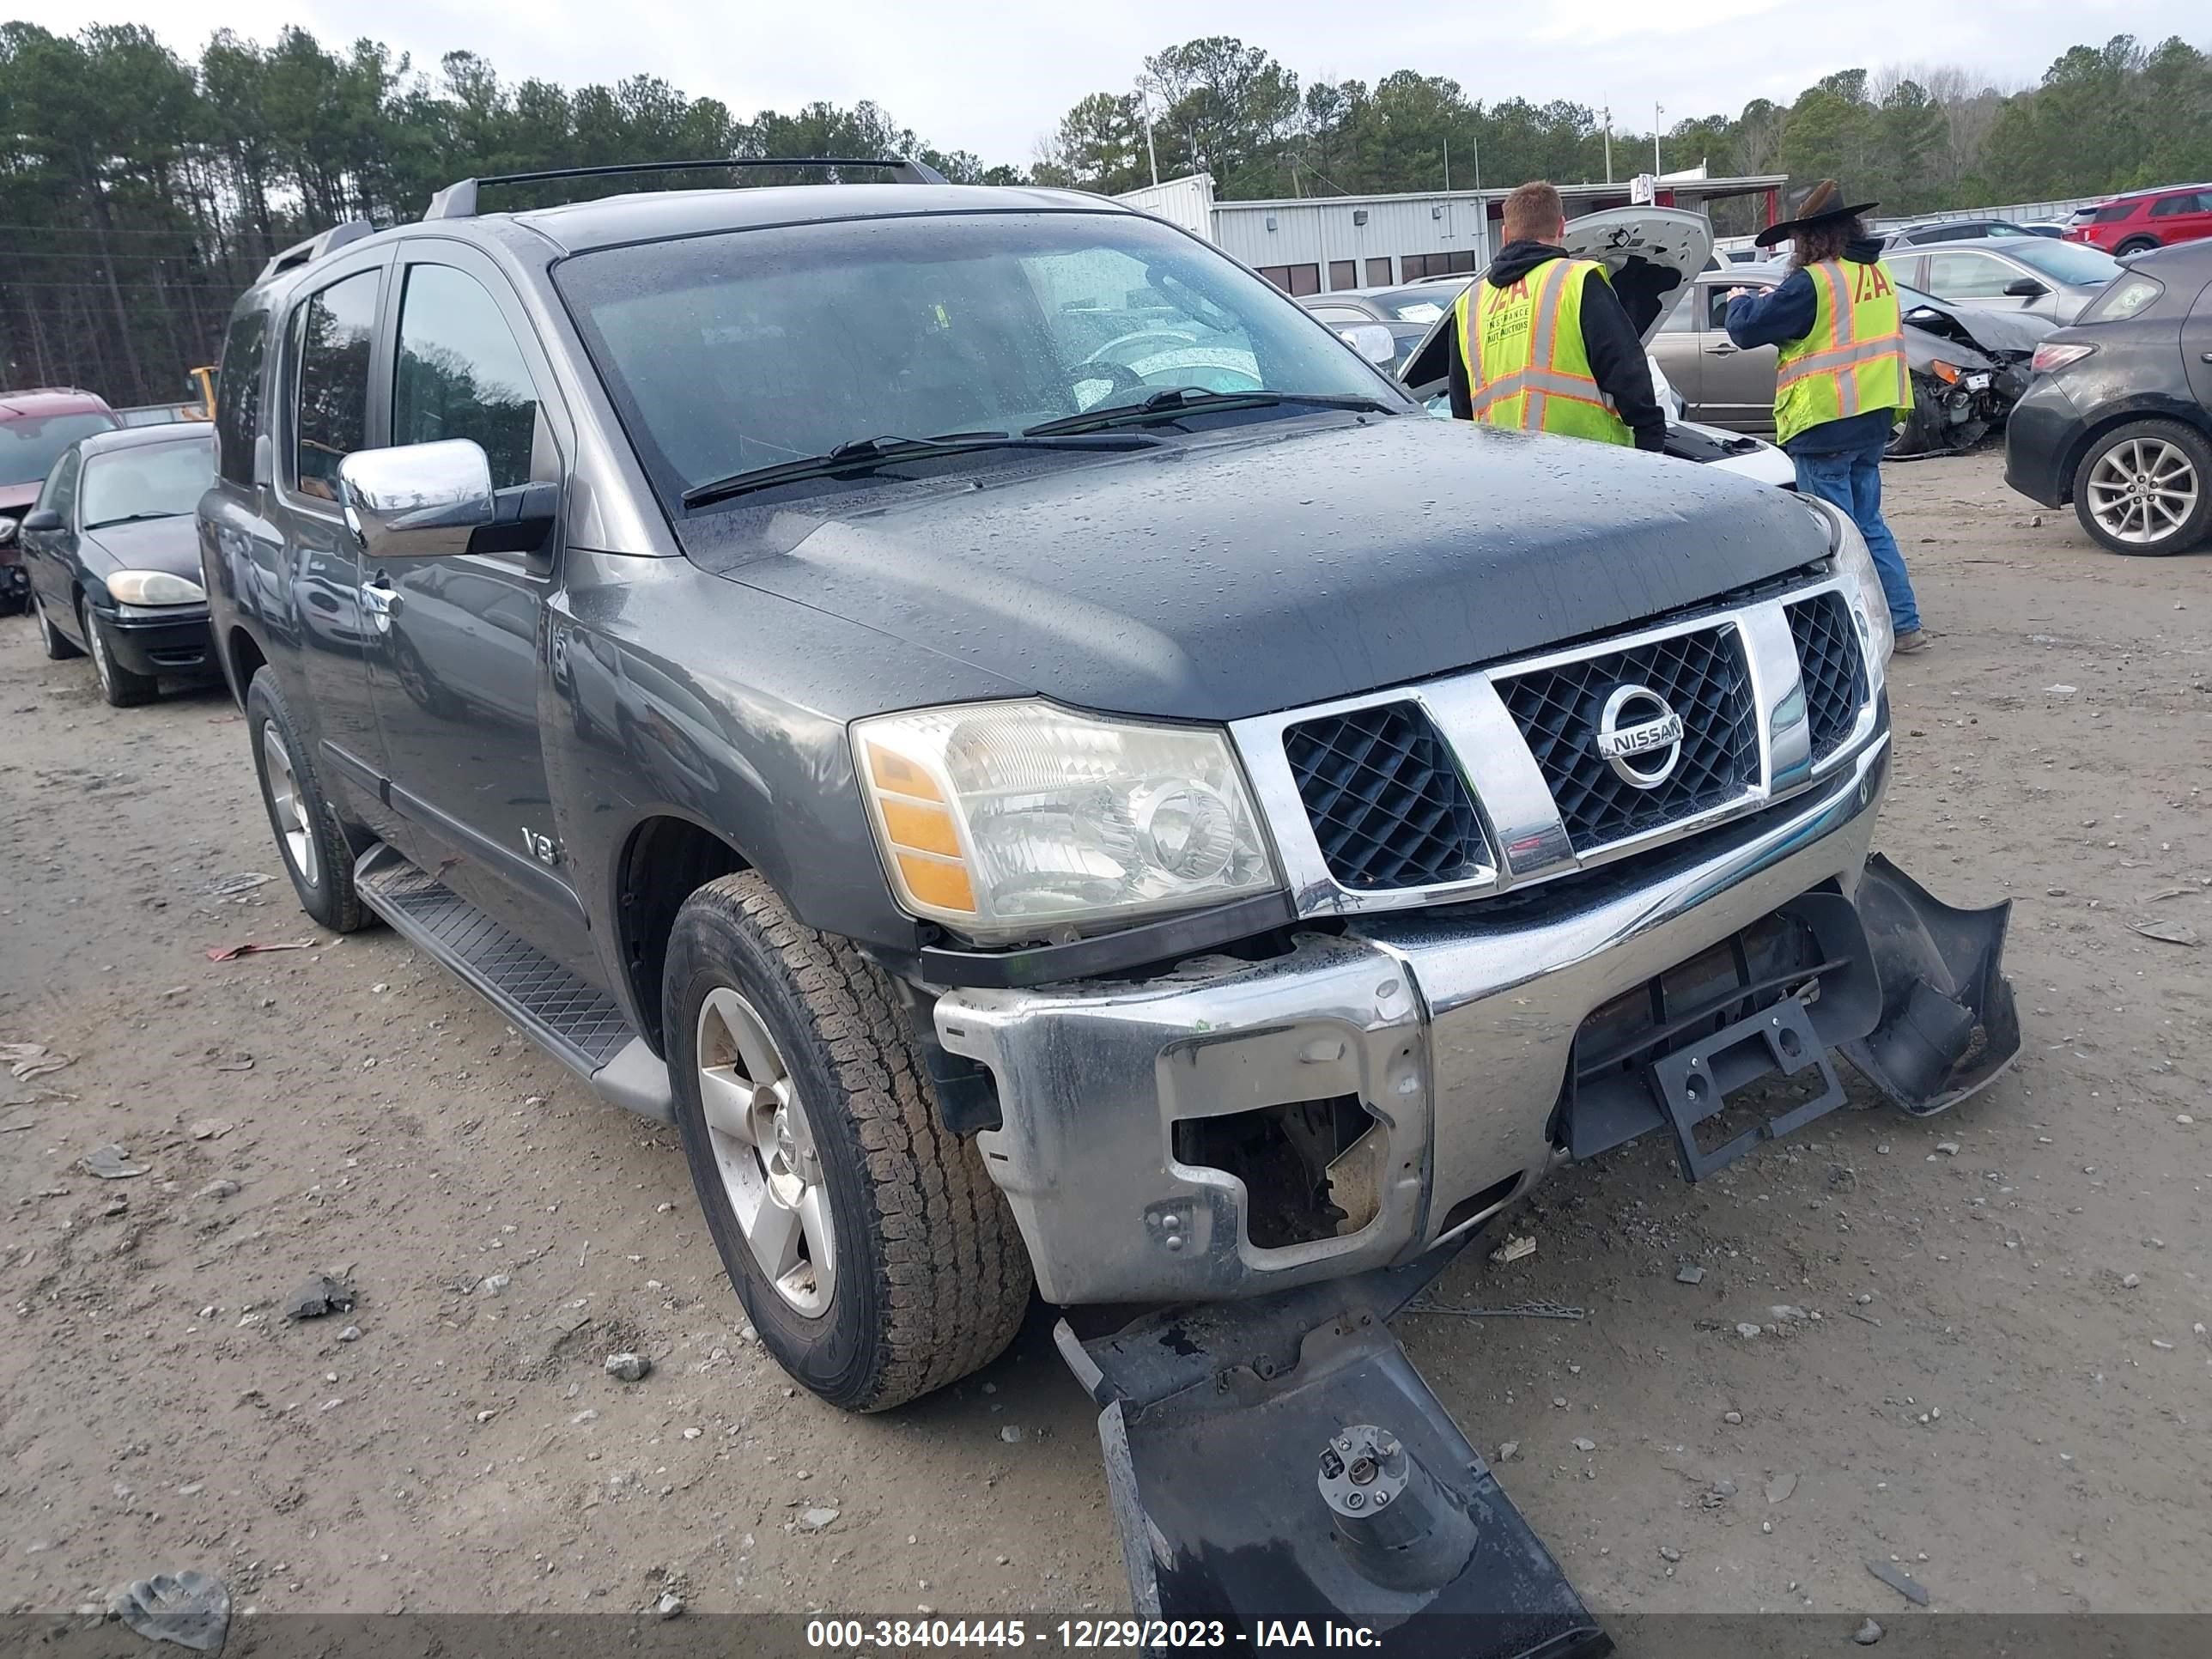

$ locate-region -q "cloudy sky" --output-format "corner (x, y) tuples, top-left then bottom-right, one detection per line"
(20, 0), (2198, 164)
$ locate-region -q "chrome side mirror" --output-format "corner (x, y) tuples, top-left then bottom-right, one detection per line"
(337, 440), (494, 562)
(1339, 323), (1399, 367)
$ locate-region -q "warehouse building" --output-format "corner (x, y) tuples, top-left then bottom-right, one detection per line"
(1116, 168), (1790, 293)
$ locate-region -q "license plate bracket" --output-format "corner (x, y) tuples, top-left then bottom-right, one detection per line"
(1648, 995), (1845, 1181)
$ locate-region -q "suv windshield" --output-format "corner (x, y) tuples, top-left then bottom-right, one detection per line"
(556, 210), (1404, 506)
(82, 434), (215, 527)
(0, 410), (116, 487)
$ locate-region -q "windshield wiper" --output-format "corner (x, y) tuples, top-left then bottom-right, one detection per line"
(1024, 387), (1398, 436)
(84, 510), (185, 529)
(681, 431), (1166, 509)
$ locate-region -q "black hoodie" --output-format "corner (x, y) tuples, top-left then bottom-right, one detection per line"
(1445, 240), (1667, 452)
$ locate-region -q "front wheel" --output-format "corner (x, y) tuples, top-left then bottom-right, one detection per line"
(665, 872), (1031, 1412)
(246, 668), (369, 932)
(2070, 420), (2211, 556)
(82, 604), (156, 706)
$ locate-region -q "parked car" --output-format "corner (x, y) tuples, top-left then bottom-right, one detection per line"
(2064, 184), (2212, 257)
(1885, 236), (2124, 325)
(1648, 263), (2051, 454)
(21, 422), (219, 703)
(1346, 217), (1796, 488)
(199, 160), (2016, 1447)
(2004, 238), (2212, 556)
(1883, 217), (2039, 247)
(0, 387), (119, 614)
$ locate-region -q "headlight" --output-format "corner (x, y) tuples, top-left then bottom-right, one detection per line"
(854, 700), (1280, 944)
(105, 569), (205, 606)
(1808, 498), (1893, 668)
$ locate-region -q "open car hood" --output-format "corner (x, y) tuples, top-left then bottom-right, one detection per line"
(1398, 205), (1712, 394)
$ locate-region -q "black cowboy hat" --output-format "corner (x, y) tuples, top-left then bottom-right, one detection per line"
(1754, 178), (1879, 248)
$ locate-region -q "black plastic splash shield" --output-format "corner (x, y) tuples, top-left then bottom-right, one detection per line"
(1844, 853), (2021, 1116)
(1059, 1250), (1610, 1659)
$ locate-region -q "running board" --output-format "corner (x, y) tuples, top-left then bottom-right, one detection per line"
(353, 843), (674, 1123)
(1060, 1243), (1610, 1659)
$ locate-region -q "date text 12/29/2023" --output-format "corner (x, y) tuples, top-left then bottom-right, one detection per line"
(804, 1620), (1385, 1650)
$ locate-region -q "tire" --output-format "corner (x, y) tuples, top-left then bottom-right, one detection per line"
(2114, 236), (2159, 258)
(245, 667), (368, 933)
(35, 592), (81, 659)
(2070, 419), (2212, 556)
(665, 872), (1031, 1412)
(82, 601), (156, 706)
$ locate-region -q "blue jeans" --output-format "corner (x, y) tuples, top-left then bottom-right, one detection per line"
(1790, 432), (1920, 634)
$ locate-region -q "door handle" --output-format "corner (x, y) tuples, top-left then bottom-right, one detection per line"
(358, 574), (401, 629)
(2201, 352), (2212, 363)
(1710, 343), (1739, 356)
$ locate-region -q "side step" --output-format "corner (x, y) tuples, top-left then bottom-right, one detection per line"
(353, 844), (673, 1122)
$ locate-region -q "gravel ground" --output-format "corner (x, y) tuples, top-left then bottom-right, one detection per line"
(2, 451), (2208, 1623)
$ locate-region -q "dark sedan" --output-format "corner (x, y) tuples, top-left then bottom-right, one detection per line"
(2004, 239), (2212, 556)
(21, 422), (220, 703)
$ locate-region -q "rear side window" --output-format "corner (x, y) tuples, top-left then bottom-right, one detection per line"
(392, 264), (543, 490)
(2150, 191), (2210, 218)
(214, 309), (267, 486)
(289, 270), (380, 503)
(2077, 273), (2164, 325)
(2093, 200), (2140, 224)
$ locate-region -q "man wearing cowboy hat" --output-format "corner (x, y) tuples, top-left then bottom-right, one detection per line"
(1724, 179), (1927, 653)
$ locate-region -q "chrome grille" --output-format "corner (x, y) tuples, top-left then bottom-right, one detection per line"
(1786, 592), (1869, 764)
(1495, 624), (1759, 852)
(1284, 702), (1485, 890)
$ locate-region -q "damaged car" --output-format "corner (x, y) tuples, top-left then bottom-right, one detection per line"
(200, 163), (2021, 1655)
(1651, 259), (2053, 456)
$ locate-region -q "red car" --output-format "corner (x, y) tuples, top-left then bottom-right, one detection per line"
(0, 388), (120, 614)
(2065, 184), (2212, 257)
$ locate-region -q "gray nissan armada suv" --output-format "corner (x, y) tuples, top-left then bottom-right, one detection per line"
(198, 161), (2017, 1422)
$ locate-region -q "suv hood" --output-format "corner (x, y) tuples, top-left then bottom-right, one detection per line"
(681, 416), (1827, 723)
(1397, 207), (1712, 394)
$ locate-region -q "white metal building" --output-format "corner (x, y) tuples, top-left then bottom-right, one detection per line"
(1117, 170), (1791, 294)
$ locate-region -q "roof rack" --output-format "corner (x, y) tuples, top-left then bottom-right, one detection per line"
(422, 156), (951, 222)
(259, 220), (375, 281)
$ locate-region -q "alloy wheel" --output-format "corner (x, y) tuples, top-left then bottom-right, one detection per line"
(259, 723), (321, 889)
(694, 986), (836, 1316)
(2085, 437), (2199, 546)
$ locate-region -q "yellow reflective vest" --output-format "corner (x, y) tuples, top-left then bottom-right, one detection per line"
(1454, 257), (1632, 446)
(1772, 258), (1912, 447)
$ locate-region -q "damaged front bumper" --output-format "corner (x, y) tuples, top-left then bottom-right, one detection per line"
(937, 732), (2020, 1307)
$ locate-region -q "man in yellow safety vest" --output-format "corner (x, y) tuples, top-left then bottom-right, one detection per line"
(1445, 180), (1666, 453)
(1724, 179), (1927, 653)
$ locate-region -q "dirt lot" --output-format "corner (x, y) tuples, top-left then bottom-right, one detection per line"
(3, 450), (2209, 1626)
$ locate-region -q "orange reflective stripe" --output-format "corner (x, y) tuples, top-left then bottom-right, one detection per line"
(1774, 331), (1907, 388)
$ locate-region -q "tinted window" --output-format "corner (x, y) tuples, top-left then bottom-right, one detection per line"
(34, 447), (82, 521)
(1364, 258), (1392, 285)
(0, 411), (117, 489)
(290, 269), (380, 502)
(393, 264), (543, 490)
(1328, 259), (1357, 291)
(214, 308), (267, 486)
(2150, 191), (2209, 218)
(2093, 200), (2140, 224)
(559, 212), (1399, 506)
(1923, 251), (2013, 298)
(82, 435), (216, 528)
